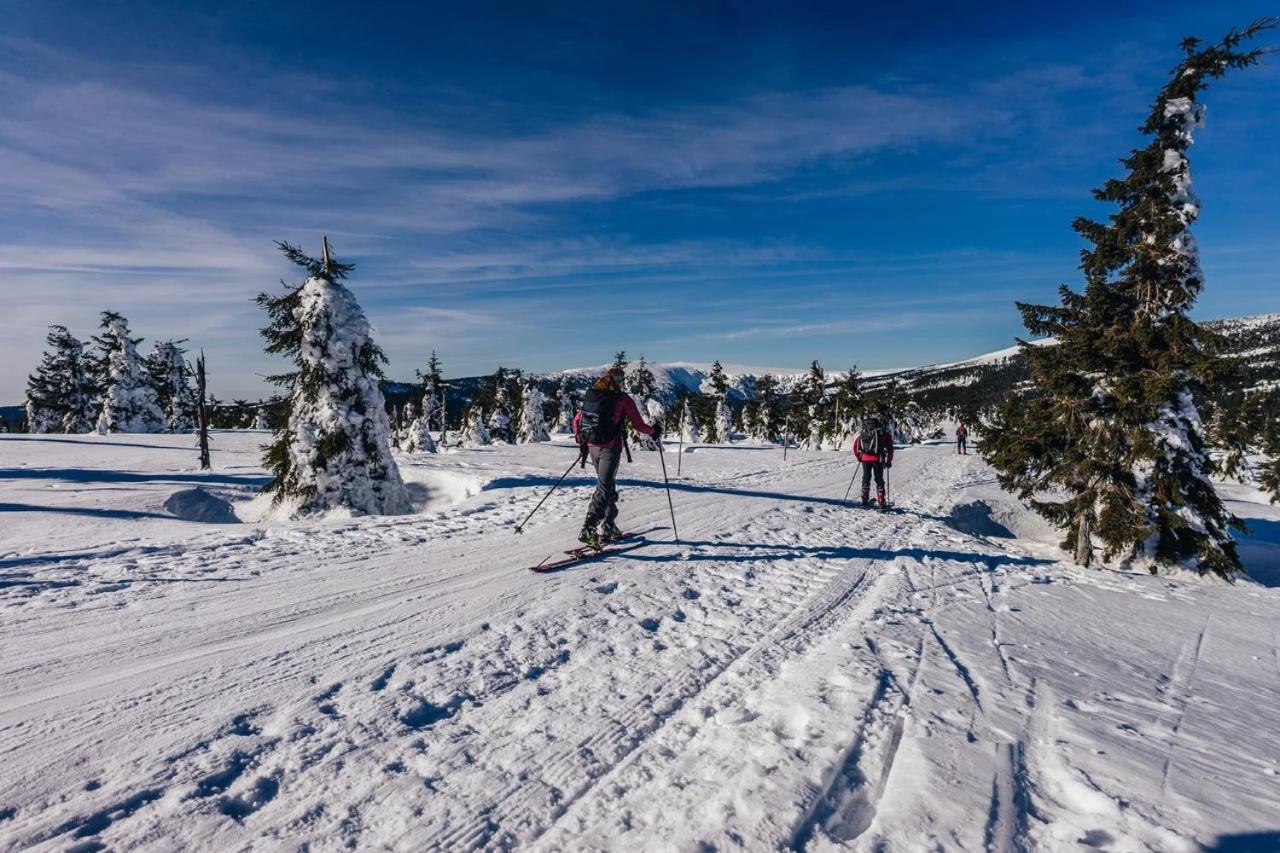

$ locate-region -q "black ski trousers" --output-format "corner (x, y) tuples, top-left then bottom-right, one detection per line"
(860, 460), (886, 502)
(957, 435), (967, 454)
(584, 445), (622, 527)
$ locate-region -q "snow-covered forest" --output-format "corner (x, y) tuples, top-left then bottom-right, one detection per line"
(3, 19), (1280, 853)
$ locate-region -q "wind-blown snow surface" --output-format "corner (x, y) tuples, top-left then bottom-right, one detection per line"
(2, 432), (1279, 851)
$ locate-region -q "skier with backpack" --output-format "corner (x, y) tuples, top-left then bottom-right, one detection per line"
(572, 367), (662, 548)
(956, 422), (969, 455)
(852, 417), (895, 510)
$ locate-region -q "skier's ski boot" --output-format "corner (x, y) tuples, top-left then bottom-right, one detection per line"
(578, 524), (602, 551)
(601, 521), (624, 543)
(861, 497), (873, 509)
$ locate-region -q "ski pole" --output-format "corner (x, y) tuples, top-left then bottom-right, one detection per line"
(677, 426), (684, 477)
(513, 452), (580, 534)
(842, 465), (858, 505)
(656, 438), (680, 544)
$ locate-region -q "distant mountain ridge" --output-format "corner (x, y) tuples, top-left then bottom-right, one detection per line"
(4, 314), (1276, 430)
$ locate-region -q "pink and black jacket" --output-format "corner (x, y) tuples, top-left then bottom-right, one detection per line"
(852, 429), (895, 464)
(572, 391), (656, 450)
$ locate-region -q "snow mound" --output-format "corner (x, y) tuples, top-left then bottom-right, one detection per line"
(163, 488), (239, 524)
(947, 500), (1015, 539)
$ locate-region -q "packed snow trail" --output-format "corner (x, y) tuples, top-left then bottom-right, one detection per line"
(2, 434), (1279, 851)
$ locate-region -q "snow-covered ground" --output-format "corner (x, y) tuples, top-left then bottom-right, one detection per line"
(2, 432), (1279, 851)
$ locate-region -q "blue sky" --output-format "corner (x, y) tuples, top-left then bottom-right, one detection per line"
(1, 1), (1277, 399)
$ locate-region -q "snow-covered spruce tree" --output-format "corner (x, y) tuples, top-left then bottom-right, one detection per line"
(458, 401), (491, 447)
(145, 339), (197, 433)
(714, 397), (734, 444)
(488, 392), (513, 443)
(794, 360), (827, 450)
(93, 312), (163, 434)
(679, 397), (702, 444)
(256, 239), (411, 517)
(416, 350), (447, 435)
(612, 350), (629, 373)
(629, 355), (661, 449)
(25, 325), (96, 434)
(253, 407), (270, 430)
(555, 375), (575, 433)
(750, 373), (782, 443)
(403, 401), (438, 453)
(985, 23), (1272, 578)
(832, 367), (864, 449)
(517, 380), (550, 443)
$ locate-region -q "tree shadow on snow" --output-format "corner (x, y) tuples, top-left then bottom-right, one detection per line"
(1236, 517), (1280, 588)
(628, 538), (1055, 569)
(1204, 831), (1280, 852)
(0, 502), (175, 521)
(0, 468), (269, 487)
(485, 474), (948, 520)
(1, 436), (200, 451)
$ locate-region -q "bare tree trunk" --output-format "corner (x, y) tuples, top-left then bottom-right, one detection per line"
(196, 352), (211, 471)
(1075, 512), (1093, 567)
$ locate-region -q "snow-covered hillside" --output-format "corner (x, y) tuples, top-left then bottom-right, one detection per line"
(2, 432), (1279, 850)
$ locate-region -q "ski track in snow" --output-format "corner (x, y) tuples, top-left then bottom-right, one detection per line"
(2, 434), (1280, 851)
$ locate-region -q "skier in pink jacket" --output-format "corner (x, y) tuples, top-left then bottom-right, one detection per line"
(572, 367), (660, 547)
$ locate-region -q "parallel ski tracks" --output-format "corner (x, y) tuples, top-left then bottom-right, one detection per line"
(417, 477), (916, 850)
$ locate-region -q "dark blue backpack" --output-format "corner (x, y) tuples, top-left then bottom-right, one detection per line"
(579, 390), (619, 445)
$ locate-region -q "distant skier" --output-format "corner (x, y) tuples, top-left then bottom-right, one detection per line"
(573, 367), (661, 548)
(852, 417), (894, 509)
(956, 423), (969, 455)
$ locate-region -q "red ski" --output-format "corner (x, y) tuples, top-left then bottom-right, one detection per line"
(528, 532), (644, 573)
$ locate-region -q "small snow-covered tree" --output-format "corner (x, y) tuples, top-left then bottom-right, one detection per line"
(458, 401), (491, 447)
(253, 408), (270, 430)
(714, 397), (734, 444)
(256, 239), (412, 517)
(25, 325), (96, 434)
(488, 398), (513, 444)
(518, 381), (550, 443)
(628, 356), (661, 449)
(416, 351), (447, 435)
(679, 398), (701, 443)
(93, 312), (163, 434)
(554, 375), (575, 433)
(146, 339), (197, 433)
(403, 401), (438, 453)
(985, 23), (1271, 577)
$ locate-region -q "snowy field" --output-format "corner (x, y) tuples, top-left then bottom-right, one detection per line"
(2, 432), (1280, 852)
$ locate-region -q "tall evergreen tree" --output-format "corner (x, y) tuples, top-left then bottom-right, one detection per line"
(416, 350), (447, 434)
(985, 23), (1272, 577)
(612, 351), (629, 374)
(256, 239), (411, 517)
(93, 312), (163, 434)
(796, 360), (827, 449)
(706, 360), (729, 398)
(832, 367), (864, 448)
(146, 339), (197, 433)
(25, 325), (96, 434)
